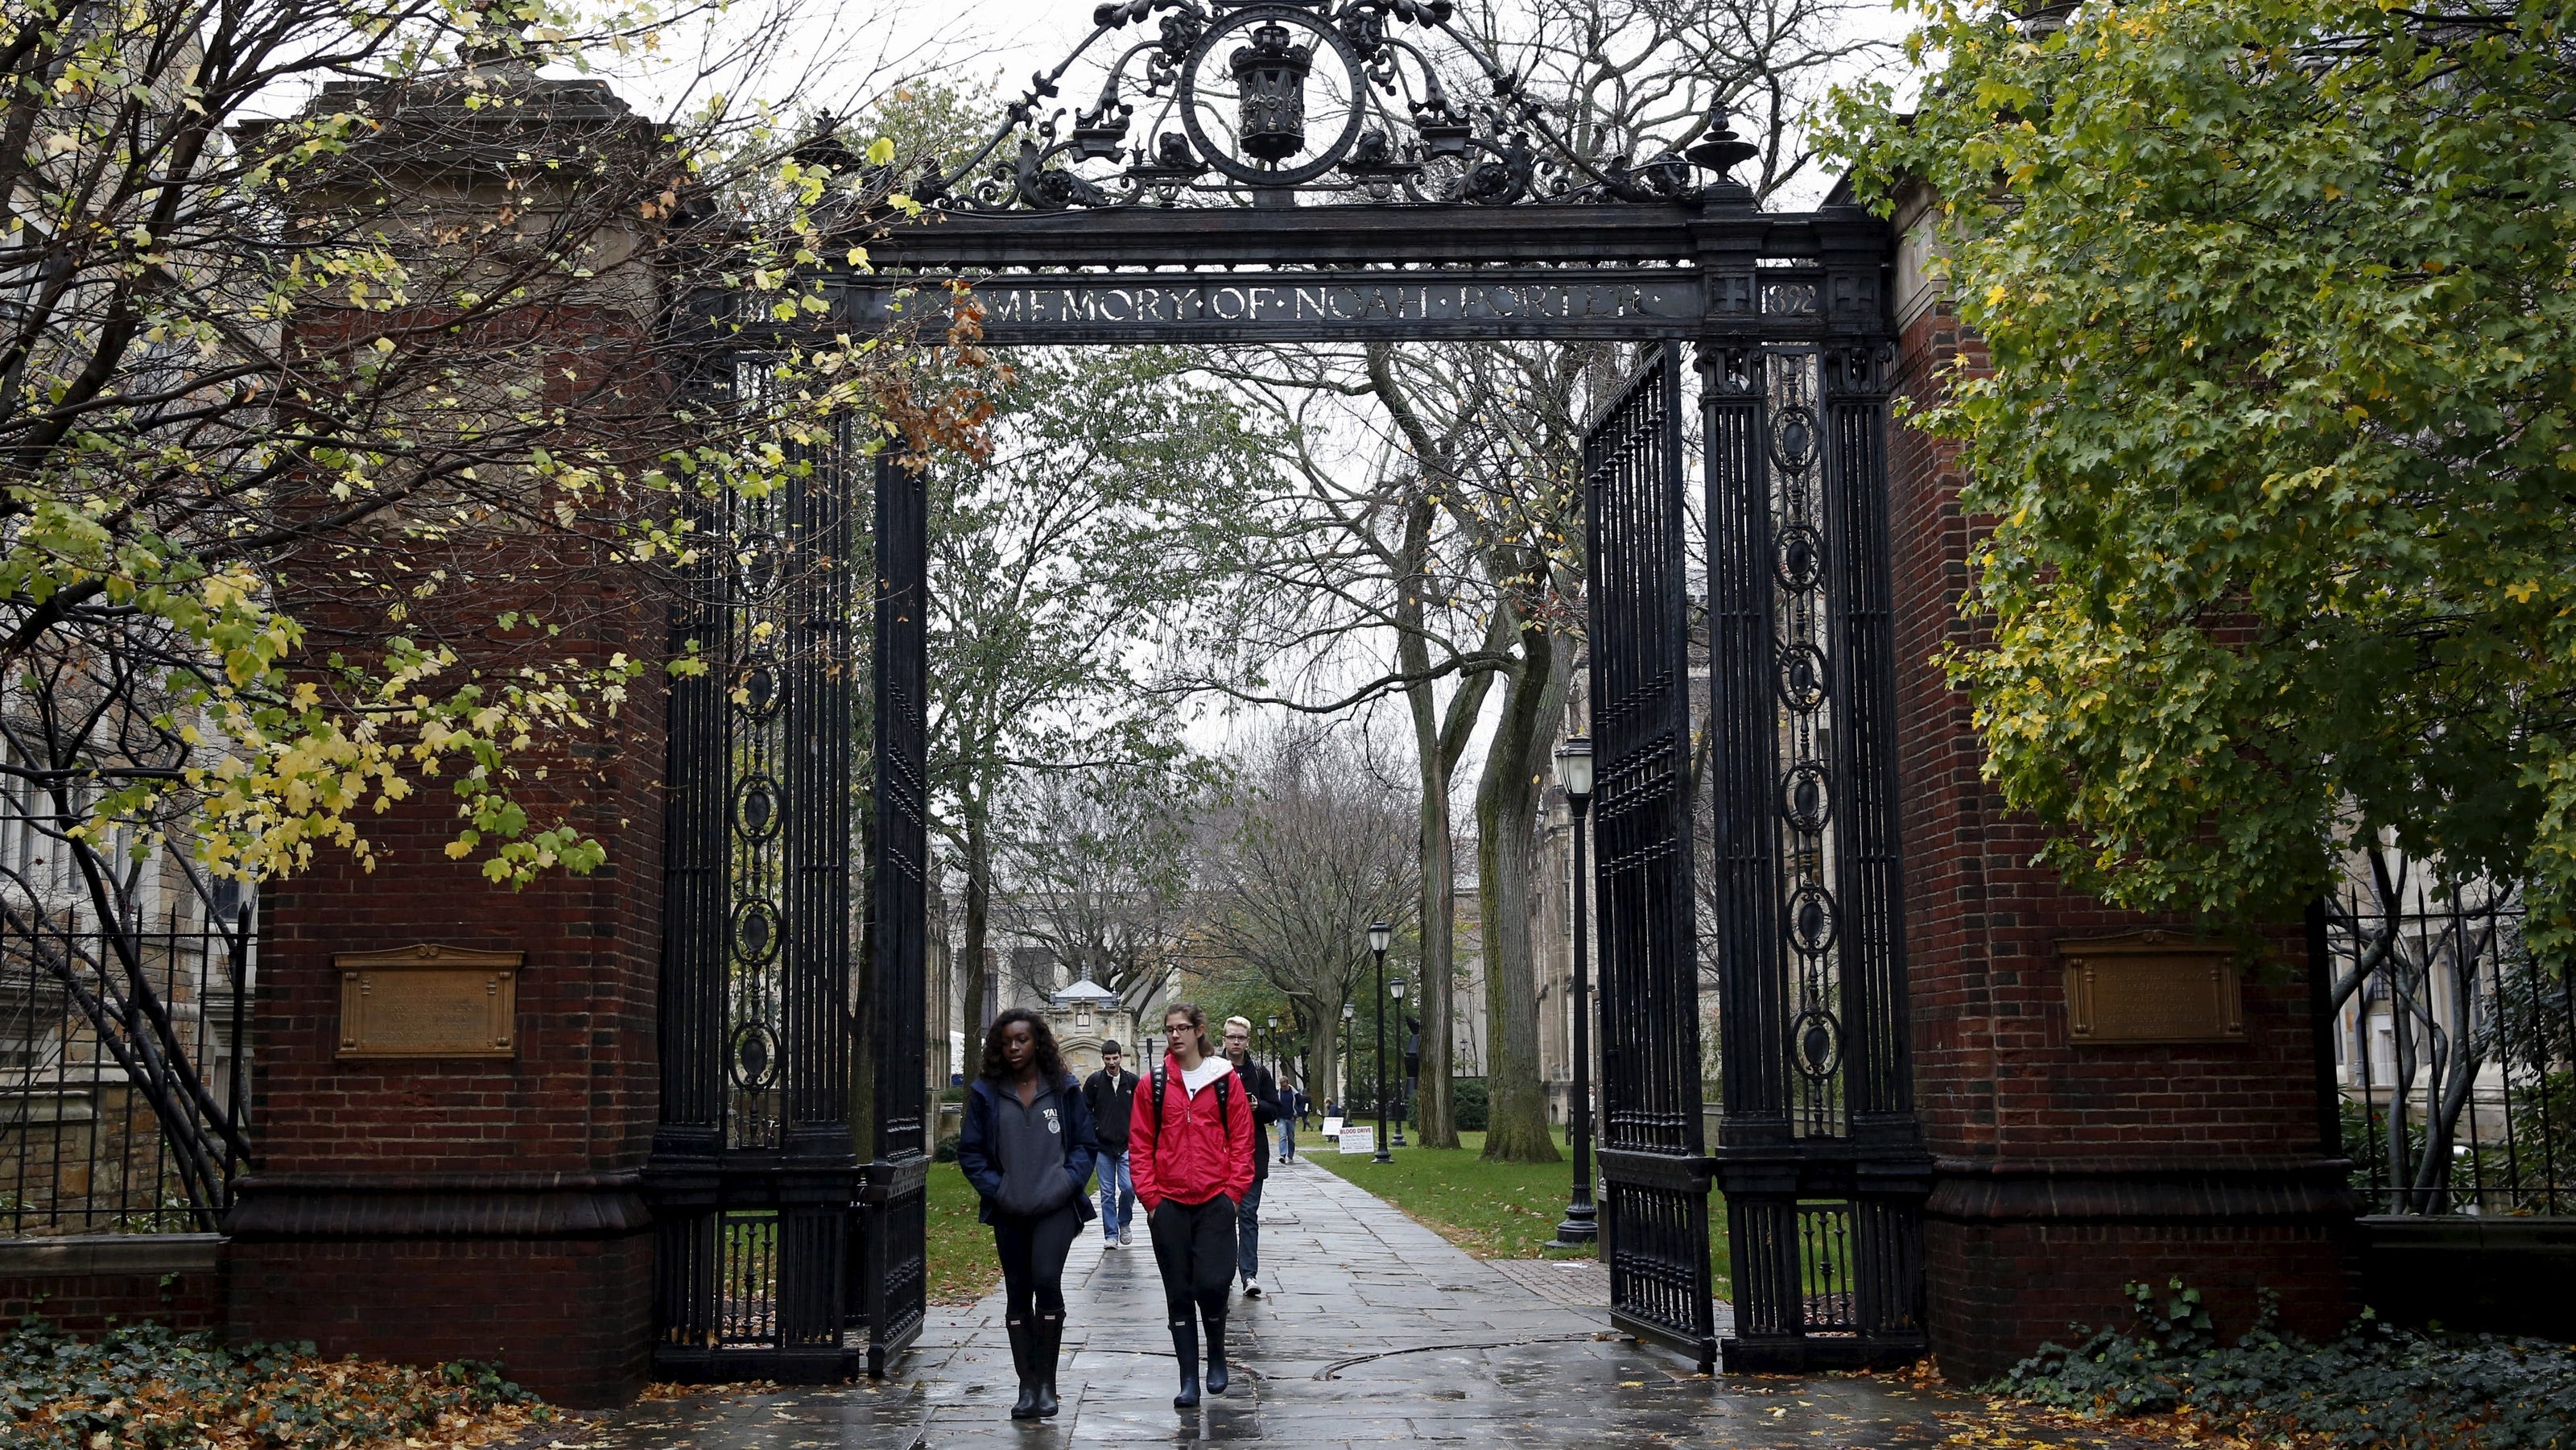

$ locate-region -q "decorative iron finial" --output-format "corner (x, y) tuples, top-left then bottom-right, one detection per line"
(1684, 97), (1760, 180)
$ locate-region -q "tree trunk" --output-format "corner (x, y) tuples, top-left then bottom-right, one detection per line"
(960, 810), (991, 1067)
(1397, 494), (1460, 1149)
(1306, 1005), (1341, 1118)
(1478, 616), (1571, 1163)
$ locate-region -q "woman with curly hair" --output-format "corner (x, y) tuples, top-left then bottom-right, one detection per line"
(957, 1007), (1100, 1419)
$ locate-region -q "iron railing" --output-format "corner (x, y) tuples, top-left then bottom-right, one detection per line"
(2321, 865), (2572, 1216)
(2, 901), (252, 1233)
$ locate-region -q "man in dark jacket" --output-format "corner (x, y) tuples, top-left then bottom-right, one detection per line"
(1220, 1015), (1282, 1297)
(1082, 1042), (1141, 1247)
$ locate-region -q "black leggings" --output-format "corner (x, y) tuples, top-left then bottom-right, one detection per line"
(1148, 1196), (1236, 1328)
(993, 1202), (1082, 1328)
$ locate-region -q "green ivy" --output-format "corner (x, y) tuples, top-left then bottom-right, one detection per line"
(1998, 1278), (2576, 1448)
(2, 1320), (547, 1449)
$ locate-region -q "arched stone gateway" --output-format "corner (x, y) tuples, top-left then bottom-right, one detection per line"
(216, 2), (2352, 1407)
(642, 0), (1942, 1381)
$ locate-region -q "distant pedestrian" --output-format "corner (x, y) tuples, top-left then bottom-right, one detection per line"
(1083, 1042), (1140, 1247)
(1277, 1081), (1300, 1163)
(1131, 1002), (1253, 1409)
(958, 1010), (1099, 1421)
(1220, 1015), (1282, 1296)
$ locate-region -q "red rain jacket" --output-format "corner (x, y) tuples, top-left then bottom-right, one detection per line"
(1129, 1055), (1255, 1211)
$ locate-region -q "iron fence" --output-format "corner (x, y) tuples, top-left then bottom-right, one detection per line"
(2321, 869), (2573, 1215)
(2, 902), (251, 1233)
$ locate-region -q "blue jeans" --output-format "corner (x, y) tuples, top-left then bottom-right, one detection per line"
(1236, 1174), (1264, 1281)
(1278, 1119), (1296, 1160)
(1096, 1150), (1133, 1241)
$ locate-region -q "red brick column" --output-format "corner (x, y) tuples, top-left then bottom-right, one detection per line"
(1885, 192), (2355, 1382)
(225, 567), (666, 1407)
(218, 72), (672, 1410)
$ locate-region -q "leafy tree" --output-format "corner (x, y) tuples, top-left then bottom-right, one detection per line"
(1, 0), (972, 886)
(991, 758), (1212, 1013)
(0, 0), (983, 1219)
(1827, 0), (2576, 948)
(1196, 722), (1419, 1110)
(923, 346), (1271, 1038)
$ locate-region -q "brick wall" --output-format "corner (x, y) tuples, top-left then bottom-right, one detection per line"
(226, 1233), (651, 1396)
(0, 1235), (225, 1335)
(1886, 207), (2355, 1380)
(230, 555), (667, 1406)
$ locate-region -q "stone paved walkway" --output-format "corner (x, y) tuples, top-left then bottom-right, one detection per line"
(522, 1161), (1998, 1448)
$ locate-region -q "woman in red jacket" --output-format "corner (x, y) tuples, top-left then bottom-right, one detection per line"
(1129, 1001), (1254, 1408)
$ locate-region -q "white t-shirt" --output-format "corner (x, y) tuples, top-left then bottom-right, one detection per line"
(1175, 1056), (1232, 1097)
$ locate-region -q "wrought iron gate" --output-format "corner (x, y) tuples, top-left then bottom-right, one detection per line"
(1585, 343), (1719, 1370)
(645, 363), (928, 1381)
(857, 444), (931, 1374)
(1703, 337), (1927, 1370)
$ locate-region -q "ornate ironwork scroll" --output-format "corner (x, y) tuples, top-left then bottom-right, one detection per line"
(1583, 343), (1716, 1373)
(647, 361), (861, 1381)
(885, 0), (1759, 213)
(858, 444), (931, 1375)
(1706, 324), (1925, 1371)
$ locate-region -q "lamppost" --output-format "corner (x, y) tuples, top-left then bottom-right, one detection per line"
(1341, 1000), (1356, 1114)
(1550, 735), (1598, 1248)
(1368, 920), (1393, 1163)
(1389, 978), (1408, 1146)
(1267, 1012), (1282, 1089)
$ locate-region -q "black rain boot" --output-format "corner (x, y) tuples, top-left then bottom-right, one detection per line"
(1202, 1311), (1230, 1396)
(1169, 1317), (1202, 1409)
(1005, 1317), (1040, 1420)
(1032, 1312), (1063, 1419)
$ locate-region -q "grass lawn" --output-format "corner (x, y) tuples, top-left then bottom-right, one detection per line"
(1309, 1128), (1733, 1299)
(927, 1159), (1003, 1306)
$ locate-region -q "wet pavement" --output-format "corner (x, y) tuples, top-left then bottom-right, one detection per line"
(519, 1160), (1996, 1448)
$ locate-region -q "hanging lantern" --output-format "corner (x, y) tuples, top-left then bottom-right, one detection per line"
(1229, 20), (1313, 163)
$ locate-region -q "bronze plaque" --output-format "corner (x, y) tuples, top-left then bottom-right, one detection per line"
(336, 943), (521, 1060)
(2062, 932), (2245, 1045)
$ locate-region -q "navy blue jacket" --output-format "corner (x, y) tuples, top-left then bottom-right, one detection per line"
(957, 1071), (1100, 1226)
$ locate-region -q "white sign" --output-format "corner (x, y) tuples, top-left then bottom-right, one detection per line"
(1339, 1125), (1376, 1156)
(1321, 1115), (1344, 1139)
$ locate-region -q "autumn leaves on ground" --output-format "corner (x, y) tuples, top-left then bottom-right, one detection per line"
(2, 1323), (551, 1450)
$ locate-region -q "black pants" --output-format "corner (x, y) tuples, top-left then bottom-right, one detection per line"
(1148, 1196), (1236, 1328)
(993, 1201), (1082, 1325)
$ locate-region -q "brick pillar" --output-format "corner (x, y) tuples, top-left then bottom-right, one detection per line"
(222, 67), (667, 1410)
(1885, 188), (2355, 1382)
(225, 598), (663, 1407)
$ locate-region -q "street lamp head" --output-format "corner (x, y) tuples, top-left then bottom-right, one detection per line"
(1342, 1001), (1356, 1021)
(1368, 920), (1392, 954)
(1556, 734), (1595, 804)
(1390, 980), (1406, 1002)
(1267, 1014), (1279, 1030)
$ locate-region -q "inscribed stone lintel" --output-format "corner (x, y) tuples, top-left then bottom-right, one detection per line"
(335, 943), (522, 1060)
(2059, 931), (2246, 1046)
